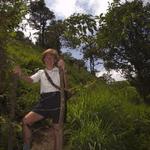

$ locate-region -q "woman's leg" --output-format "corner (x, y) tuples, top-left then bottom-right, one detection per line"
(22, 111), (44, 149)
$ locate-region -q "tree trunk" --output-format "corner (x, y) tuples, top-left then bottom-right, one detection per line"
(41, 23), (46, 48)
(0, 46), (7, 94)
(90, 56), (95, 75)
(0, 45), (6, 150)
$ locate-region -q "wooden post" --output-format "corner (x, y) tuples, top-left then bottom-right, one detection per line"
(8, 73), (18, 150)
(0, 46), (7, 94)
(58, 68), (65, 150)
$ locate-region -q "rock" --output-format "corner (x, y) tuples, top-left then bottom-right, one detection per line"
(31, 126), (55, 150)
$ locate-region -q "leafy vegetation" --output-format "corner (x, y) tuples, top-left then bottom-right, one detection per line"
(0, 0), (150, 150)
(66, 80), (150, 150)
(1, 39), (150, 150)
(97, 0), (150, 101)
(29, 0), (55, 48)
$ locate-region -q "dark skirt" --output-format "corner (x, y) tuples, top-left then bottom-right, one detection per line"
(32, 91), (67, 123)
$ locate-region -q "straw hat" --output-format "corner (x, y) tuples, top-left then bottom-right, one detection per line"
(42, 48), (59, 63)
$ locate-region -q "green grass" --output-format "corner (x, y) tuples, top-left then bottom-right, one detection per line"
(66, 80), (150, 150)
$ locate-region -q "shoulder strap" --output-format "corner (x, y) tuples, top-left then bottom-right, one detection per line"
(44, 69), (61, 90)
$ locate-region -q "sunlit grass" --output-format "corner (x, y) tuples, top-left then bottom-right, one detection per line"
(66, 80), (150, 150)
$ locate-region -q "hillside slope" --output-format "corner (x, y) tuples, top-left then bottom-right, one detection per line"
(1, 40), (150, 150)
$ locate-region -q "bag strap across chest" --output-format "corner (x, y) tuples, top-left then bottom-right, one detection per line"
(44, 69), (61, 90)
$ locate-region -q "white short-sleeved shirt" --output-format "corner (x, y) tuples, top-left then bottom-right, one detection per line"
(30, 67), (60, 94)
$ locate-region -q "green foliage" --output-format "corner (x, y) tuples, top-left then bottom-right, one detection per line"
(1, 38), (96, 149)
(63, 13), (99, 74)
(44, 20), (65, 51)
(29, 0), (55, 47)
(0, 40), (42, 149)
(64, 13), (97, 42)
(0, 0), (27, 42)
(65, 80), (150, 150)
(6, 40), (42, 69)
(0, 0), (28, 95)
(29, 0), (55, 30)
(1, 15), (150, 150)
(1, 37), (150, 150)
(97, 0), (150, 100)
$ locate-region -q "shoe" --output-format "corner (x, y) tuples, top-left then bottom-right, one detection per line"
(23, 144), (30, 150)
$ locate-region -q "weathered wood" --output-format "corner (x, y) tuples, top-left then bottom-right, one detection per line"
(58, 68), (66, 150)
(0, 46), (7, 94)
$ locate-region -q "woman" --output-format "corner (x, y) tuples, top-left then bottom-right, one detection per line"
(13, 48), (66, 150)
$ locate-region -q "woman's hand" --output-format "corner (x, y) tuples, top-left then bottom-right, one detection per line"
(13, 66), (22, 76)
(13, 66), (33, 83)
(57, 58), (65, 70)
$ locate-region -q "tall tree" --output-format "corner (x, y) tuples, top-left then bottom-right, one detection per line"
(63, 13), (99, 74)
(42, 20), (65, 52)
(97, 0), (150, 101)
(82, 36), (100, 75)
(0, 1), (27, 149)
(29, 0), (55, 48)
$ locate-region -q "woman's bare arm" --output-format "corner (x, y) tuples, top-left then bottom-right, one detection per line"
(13, 66), (33, 83)
(20, 73), (33, 83)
